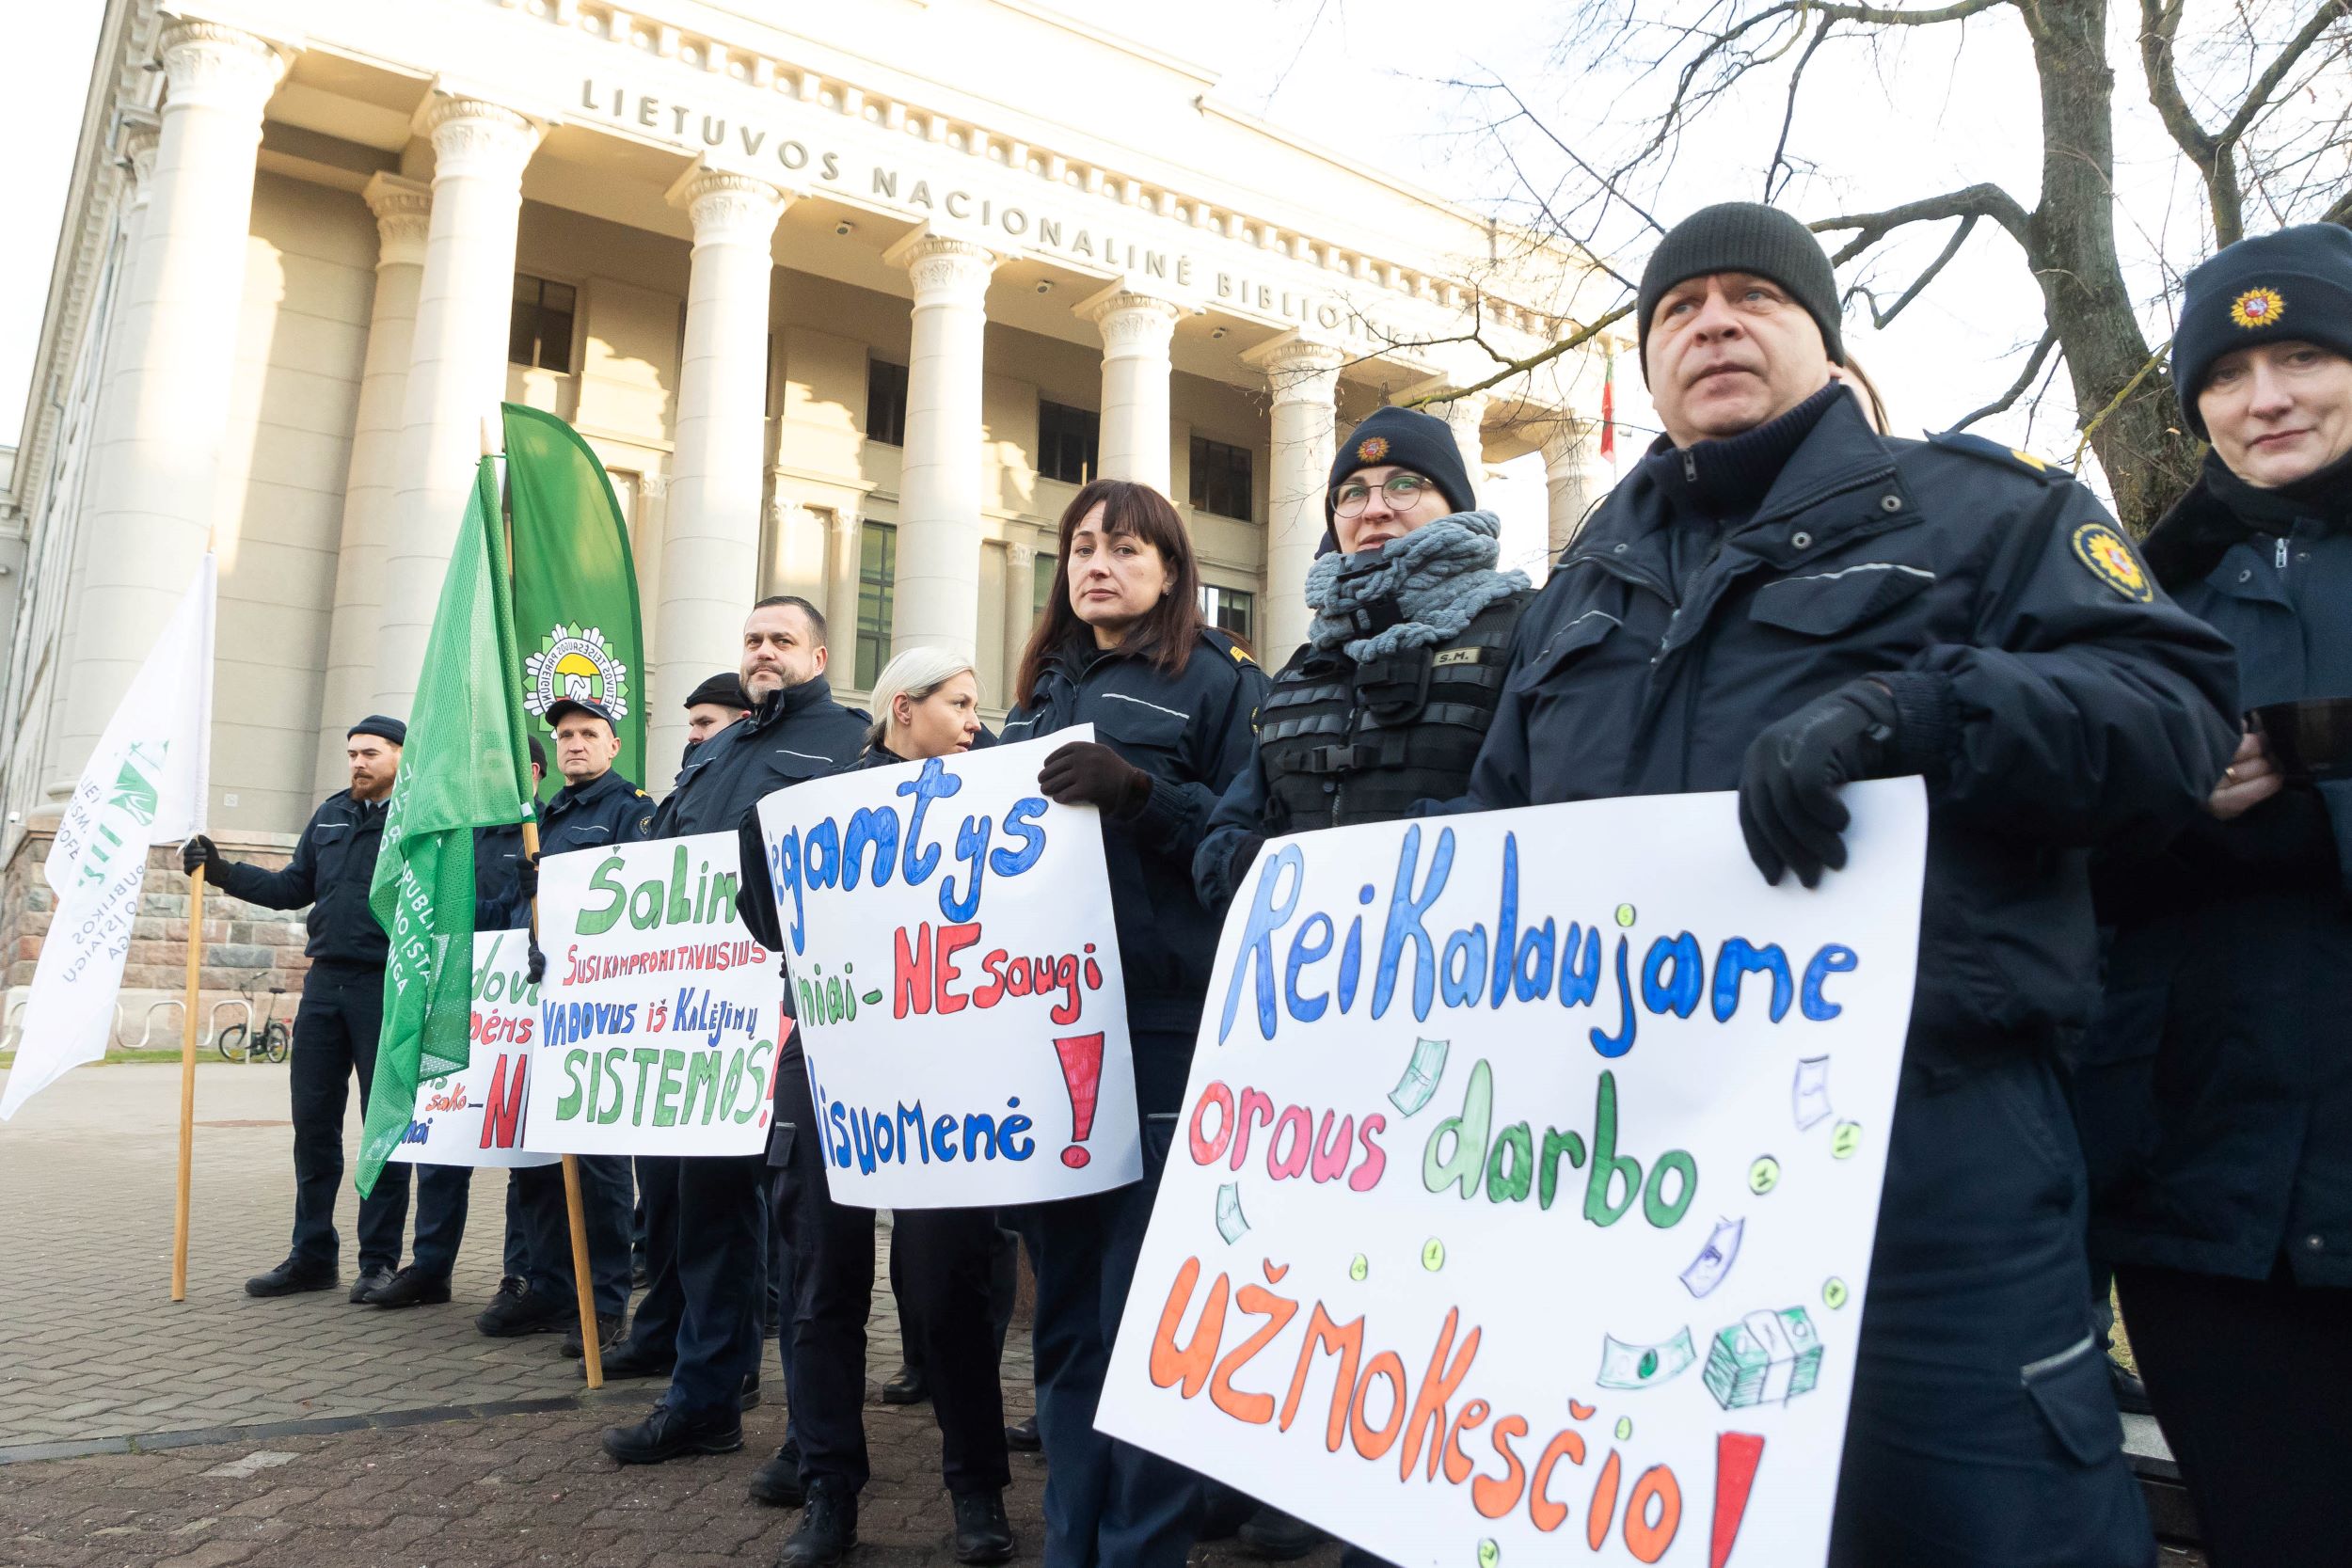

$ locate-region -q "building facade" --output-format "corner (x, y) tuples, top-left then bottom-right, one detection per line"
(0, 0), (1616, 1036)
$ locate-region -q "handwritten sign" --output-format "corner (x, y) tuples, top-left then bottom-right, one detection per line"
(1098, 782), (1928, 1568)
(753, 730), (1140, 1207)
(523, 832), (780, 1158)
(389, 929), (559, 1168)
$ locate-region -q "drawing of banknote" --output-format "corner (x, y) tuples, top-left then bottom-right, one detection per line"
(1597, 1326), (1697, 1390)
(1389, 1037), (1450, 1116)
(1679, 1215), (1745, 1298)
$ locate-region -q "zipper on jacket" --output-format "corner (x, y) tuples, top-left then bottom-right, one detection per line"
(2277, 537), (2290, 569)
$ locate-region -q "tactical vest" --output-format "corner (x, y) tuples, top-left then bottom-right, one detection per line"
(1257, 589), (1532, 829)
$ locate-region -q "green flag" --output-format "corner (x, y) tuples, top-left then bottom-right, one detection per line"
(357, 459), (532, 1197)
(504, 403), (648, 799)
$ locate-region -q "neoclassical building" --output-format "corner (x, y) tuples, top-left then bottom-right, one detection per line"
(2, 0), (1615, 907)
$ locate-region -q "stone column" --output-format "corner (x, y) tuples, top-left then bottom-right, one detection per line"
(1245, 336), (1345, 666)
(649, 166), (790, 771)
(374, 95), (542, 717)
(825, 509), (864, 671)
(1433, 388), (1489, 497)
(1542, 420), (1604, 556)
(883, 231), (996, 663)
(1085, 289), (1180, 492)
(314, 174), (430, 792)
(1000, 539), (1037, 709)
(61, 23), (285, 777)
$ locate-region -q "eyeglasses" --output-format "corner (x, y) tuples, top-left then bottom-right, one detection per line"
(1332, 472), (1434, 517)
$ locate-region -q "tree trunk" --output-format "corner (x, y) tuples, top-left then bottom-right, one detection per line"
(2021, 0), (2204, 533)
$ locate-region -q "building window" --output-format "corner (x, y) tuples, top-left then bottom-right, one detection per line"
(866, 359), (909, 446)
(1032, 551), (1059, 618)
(1199, 585), (1255, 647)
(854, 522), (897, 690)
(509, 275), (577, 372)
(1037, 400), (1100, 485)
(1190, 436), (1253, 520)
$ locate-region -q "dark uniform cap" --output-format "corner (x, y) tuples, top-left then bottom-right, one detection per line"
(683, 673), (751, 711)
(2172, 223), (2352, 437)
(347, 715), (406, 746)
(527, 735), (547, 773)
(1637, 201), (1846, 382)
(544, 696), (617, 730)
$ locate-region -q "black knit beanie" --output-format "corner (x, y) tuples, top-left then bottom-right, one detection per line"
(1638, 202), (1845, 382)
(1324, 405), (1476, 531)
(2172, 224), (2352, 438)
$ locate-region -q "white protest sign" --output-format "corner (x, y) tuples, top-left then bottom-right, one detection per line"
(389, 929), (558, 1169)
(753, 729), (1140, 1207)
(523, 832), (780, 1157)
(1099, 781), (1928, 1568)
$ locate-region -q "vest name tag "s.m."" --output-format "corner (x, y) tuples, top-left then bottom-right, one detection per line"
(1432, 647), (1485, 667)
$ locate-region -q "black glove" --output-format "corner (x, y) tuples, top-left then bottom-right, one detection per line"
(516, 852), (540, 906)
(526, 937), (547, 987)
(1228, 832), (1265, 895)
(1039, 741), (1153, 820)
(1737, 680), (1899, 889)
(182, 835), (220, 877)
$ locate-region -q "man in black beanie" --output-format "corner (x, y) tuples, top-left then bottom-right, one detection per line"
(1462, 200), (2239, 1567)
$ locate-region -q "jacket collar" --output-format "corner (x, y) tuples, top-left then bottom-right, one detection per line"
(551, 767), (631, 810)
(748, 674), (835, 732)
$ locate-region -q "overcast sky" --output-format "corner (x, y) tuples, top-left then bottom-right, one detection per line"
(0, 0), (2266, 485)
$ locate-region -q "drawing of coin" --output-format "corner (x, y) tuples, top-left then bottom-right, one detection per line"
(1349, 1253), (1369, 1282)
(1421, 1237), (1447, 1272)
(1477, 1540), (1500, 1568)
(1823, 1276), (1850, 1309)
(1614, 1417), (1632, 1441)
(1832, 1121), (1862, 1160)
(1747, 1156), (1781, 1195)
(1614, 903), (1637, 928)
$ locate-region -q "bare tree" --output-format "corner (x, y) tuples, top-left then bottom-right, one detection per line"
(1422, 0), (2352, 532)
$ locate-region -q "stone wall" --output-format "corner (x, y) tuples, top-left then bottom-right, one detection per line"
(1, 829), (318, 1054)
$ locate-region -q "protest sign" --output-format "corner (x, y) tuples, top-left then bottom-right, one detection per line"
(389, 929), (558, 1169)
(752, 729), (1140, 1207)
(523, 832), (780, 1158)
(1098, 781), (1929, 1568)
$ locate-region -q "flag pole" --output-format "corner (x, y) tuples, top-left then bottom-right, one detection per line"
(172, 548), (217, 1303)
(486, 412), (603, 1389)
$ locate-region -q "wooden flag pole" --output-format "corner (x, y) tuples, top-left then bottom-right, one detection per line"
(487, 413), (603, 1388)
(171, 863), (205, 1302)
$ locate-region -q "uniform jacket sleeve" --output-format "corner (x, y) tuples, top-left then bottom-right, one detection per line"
(1126, 657), (1271, 863)
(1193, 745), (1275, 911)
(735, 807), (786, 955)
(1879, 478), (2239, 849)
(210, 805), (324, 911)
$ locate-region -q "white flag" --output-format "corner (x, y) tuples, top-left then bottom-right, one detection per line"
(2, 557), (215, 1118)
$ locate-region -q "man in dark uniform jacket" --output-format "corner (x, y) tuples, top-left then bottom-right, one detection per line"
(183, 717), (411, 1301)
(367, 739), (548, 1311)
(479, 697), (655, 1353)
(599, 597), (866, 1465)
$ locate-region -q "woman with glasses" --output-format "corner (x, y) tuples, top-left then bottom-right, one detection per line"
(1192, 406), (1533, 1563)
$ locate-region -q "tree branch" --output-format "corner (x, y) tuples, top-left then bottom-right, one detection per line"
(1843, 214), (1979, 327)
(1950, 325), (2058, 430)
(1400, 303), (1636, 406)
(1764, 16), (1839, 201)
(1810, 183), (2032, 258)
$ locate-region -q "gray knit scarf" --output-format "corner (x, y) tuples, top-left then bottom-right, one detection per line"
(1305, 511), (1530, 660)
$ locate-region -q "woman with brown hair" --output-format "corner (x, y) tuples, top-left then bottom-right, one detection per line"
(1000, 477), (1268, 1568)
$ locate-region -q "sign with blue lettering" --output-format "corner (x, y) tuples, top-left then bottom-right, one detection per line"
(755, 729), (1141, 1208)
(390, 929), (560, 1169)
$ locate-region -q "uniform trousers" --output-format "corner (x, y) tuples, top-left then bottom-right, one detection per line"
(1828, 1053), (2153, 1568)
(2116, 1260), (2352, 1568)
(287, 962), (409, 1273)
(773, 1051), (1010, 1497)
(1009, 1026), (1204, 1568)
(625, 1150), (768, 1417)
(405, 1164), (473, 1277)
(509, 1156), (634, 1318)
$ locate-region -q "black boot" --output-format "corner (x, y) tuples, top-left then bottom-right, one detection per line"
(477, 1279), (572, 1338)
(1239, 1506), (1326, 1560)
(1003, 1415), (1041, 1452)
(777, 1480), (858, 1567)
(560, 1312), (627, 1359)
(368, 1266), (453, 1308)
(347, 1266), (395, 1305)
(880, 1363), (929, 1405)
(951, 1488), (1014, 1565)
(245, 1257), (336, 1297)
(597, 1338), (676, 1380)
(600, 1402), (742, 1465)
(749, 1438), (805, 1508)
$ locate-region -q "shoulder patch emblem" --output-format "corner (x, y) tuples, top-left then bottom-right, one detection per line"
(1228, 642), (1256, 666)
(1357, 436), (1390, 464)
(2230, 287), (2284, 329)
(2071, 522), (2153, 603)
(2009, 448), (2046, 472)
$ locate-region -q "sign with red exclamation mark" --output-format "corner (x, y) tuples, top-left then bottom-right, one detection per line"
(1053, 1033), (1104, 1168)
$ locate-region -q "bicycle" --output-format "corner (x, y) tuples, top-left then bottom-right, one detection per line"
(216, 977), (291, 1064)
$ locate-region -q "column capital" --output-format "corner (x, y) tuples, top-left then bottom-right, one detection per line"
(883, 230), (997, 309)
(362, 173), (432, 268)
(156, 21), (290, 117)
(1539, 416), (1596, 470)
(666, 165), (793, 245)
(117, 118), (162, 210)
(1007, 540), (1038, 568)
(1244, 332), (1347, 408)
(416, 94), (543, 183)
(1079, 287), (1182, 354)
